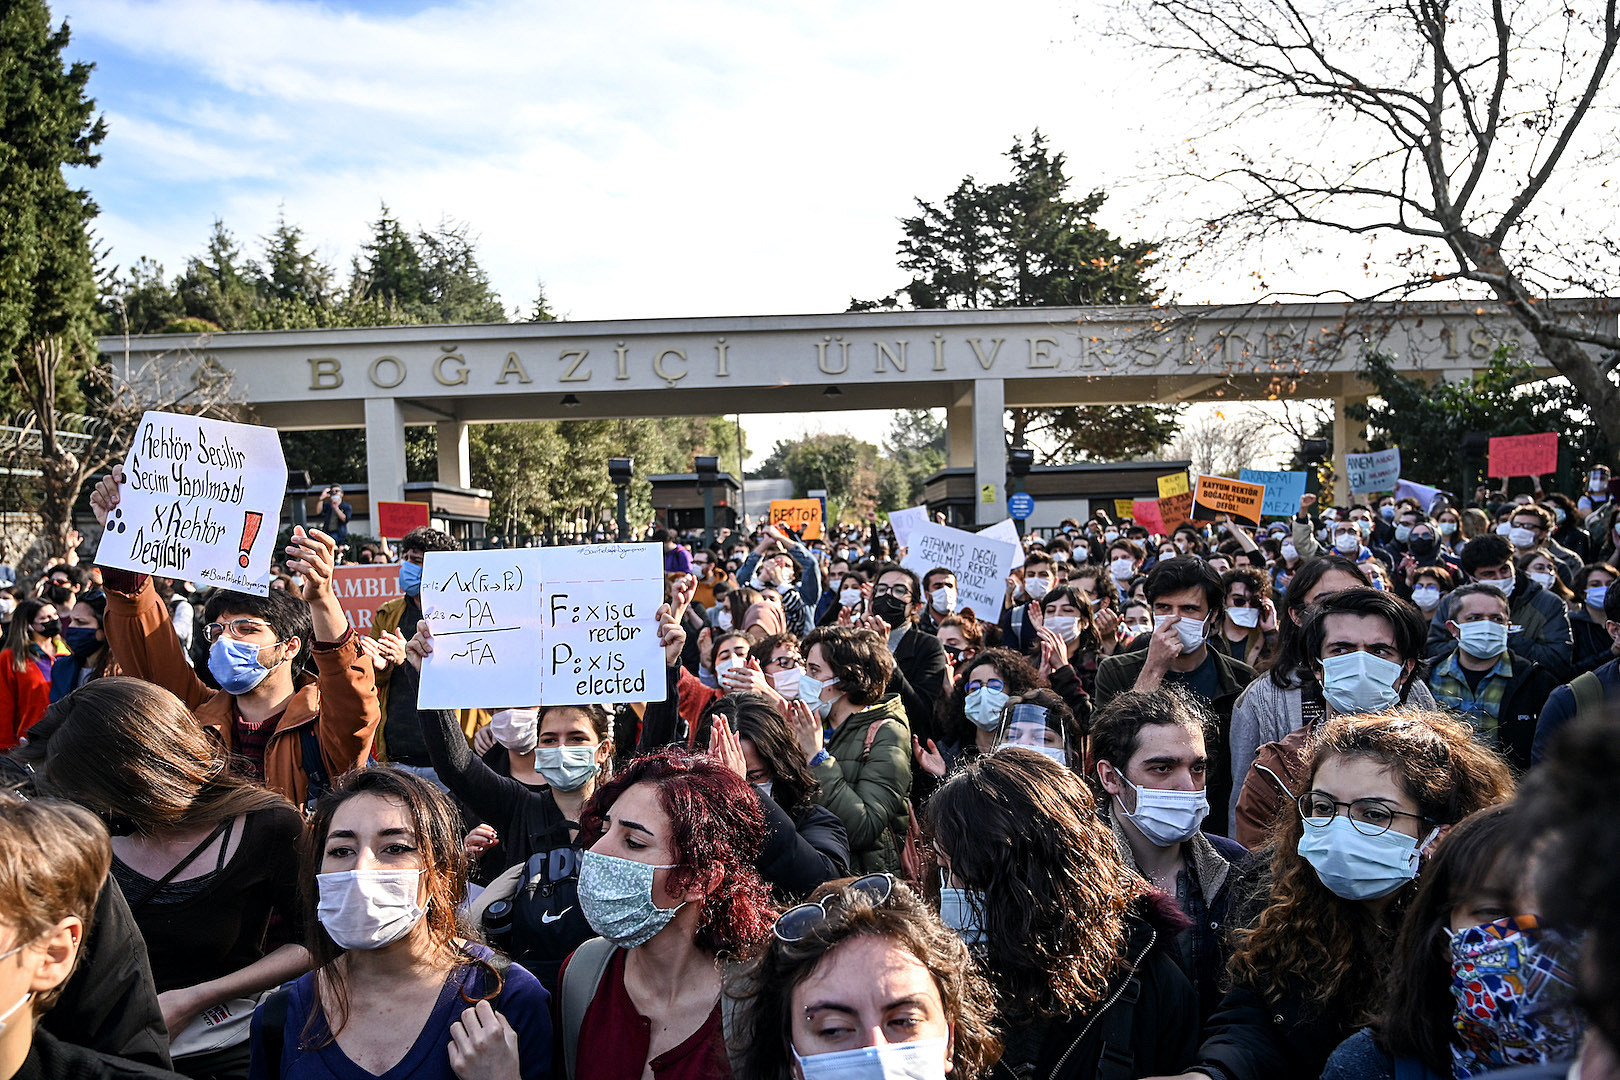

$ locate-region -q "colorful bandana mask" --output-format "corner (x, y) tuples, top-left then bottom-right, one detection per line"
(1449, 915), (1583, 1077)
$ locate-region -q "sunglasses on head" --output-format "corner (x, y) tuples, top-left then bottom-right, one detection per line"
(773, 873), (895, 942)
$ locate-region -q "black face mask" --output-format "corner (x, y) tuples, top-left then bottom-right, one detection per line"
(871, 594), (909, 626)
(35, 618), (61, 638)
(46, 584), (73, 605)
(1409, 536), (1437, 558)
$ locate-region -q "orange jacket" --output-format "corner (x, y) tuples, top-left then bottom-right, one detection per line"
(0, 647), (56, 750)
(103, 575), (380, 809)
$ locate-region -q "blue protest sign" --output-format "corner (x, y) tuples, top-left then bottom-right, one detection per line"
(1007, 492), (1035, 520)
(1239, 469), (1308, 519)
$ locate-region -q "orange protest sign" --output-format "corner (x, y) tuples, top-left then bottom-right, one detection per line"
(1487, 433), (1558, 478)
(1158, 491), (1195, 531)
(330, 564), (403, 632)
(1192, 474), (1266, 529)
(769, 499), (824, 540)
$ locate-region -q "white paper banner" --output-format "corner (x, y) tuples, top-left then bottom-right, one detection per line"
(418, 543), (665, 709)
(901, 522), (1019, 620)
(97, 412), (287, 596)
(888, 505), (929, 550)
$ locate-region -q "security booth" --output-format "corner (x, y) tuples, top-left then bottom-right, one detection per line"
(648, 471), (742, 535)
(923, 460), (1192, 534)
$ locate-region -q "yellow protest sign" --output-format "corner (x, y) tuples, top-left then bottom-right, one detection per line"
(1157, 472), (1190, 498)
(1113, 499), (1135, 521)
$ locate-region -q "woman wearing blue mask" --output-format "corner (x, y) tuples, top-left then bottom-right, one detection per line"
(1322, 802), (1582, 1080)
(49, 593), (110, 704)
(930, 748), (1200, 1079)
(725, 875), (1001, 1080)
(786, 627), (910, 875)
(559, 747), (774, 1080)
(1570, 562), (1620, 675)
(250, 768), (551, 1080)
(912, 649), (1040, 783)
(1144, 712), (1514, 1080)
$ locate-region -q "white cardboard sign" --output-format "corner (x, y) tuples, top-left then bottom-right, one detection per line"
(901, 522), (1019, 620)
(418, 542), (665, 708)
(97, 412), (287, 596)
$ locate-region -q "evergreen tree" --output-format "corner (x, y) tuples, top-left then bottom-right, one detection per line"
(353, 203), (425, 316)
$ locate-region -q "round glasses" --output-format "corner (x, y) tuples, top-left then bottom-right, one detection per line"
(773, 873), (895, 942)
(1296, 792), (1431, 837)
(203, 617), (275, 643)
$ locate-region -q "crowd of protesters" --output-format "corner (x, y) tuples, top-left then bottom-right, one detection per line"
(0, 455), (1618, 1080)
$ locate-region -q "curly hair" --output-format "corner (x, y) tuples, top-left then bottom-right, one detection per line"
(300, 768), (494, 1045)
(1227, 711), (1514, 1017)
(579, 746), (774, 954)
(938, 648), (1041, 751)
(725, 878), (1001, 1080)
(801, 626), (895, 707)
(926, 748), (1139, 1026)
(1038, 585), (1102, 653)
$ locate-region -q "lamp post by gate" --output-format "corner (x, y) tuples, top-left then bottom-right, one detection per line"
(609, 457), (633, 541)
(695, 455), (720, 548)
(1007, 447), (1035, 538)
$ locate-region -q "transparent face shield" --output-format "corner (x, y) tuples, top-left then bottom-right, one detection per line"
(994, 703), (1073, 768)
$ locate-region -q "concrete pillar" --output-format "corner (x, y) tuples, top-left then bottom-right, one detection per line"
(365, 397), (407, 503)
(946, 387), (974, 468)
(1332, 389), (1369, 506)
(972, 378), (1006, 527)
(436, 419), (470, 488)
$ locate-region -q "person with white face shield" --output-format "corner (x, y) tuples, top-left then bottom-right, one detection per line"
(1090, 687), (1249, 1025)
(1427, 584), (1559, 772)
(251, 768), (552, 1080)
(990, 691), (1080, 770)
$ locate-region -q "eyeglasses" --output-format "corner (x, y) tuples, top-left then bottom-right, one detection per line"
(773, 874), (895, 941)
(964, 678), (1005, 693)
(871, 584), (912, 600)
(1296, 792), (1431, 837)
(1225, 595), (1254, 607)
(766, 655), (801, 671)
(203, 618), (275, 643)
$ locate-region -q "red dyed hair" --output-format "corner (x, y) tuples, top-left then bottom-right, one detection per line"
(580, 746), (774, 954)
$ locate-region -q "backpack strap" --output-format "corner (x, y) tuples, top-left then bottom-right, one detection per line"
(1571, 670), (1604, 720)
(299, 725), (331, 815)
(561, 937), (619, 1080)
(255, 985), (292, 1079)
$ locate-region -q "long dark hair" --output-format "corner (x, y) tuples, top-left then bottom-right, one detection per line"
(695, 692), (820, 816)
(300, 768), (495, 1045)
(1376, 804), (1525, 1073)
(4, 598), (52, 672)
(927, 748), (1139, 1025)
(1268, 556), (1371, 688)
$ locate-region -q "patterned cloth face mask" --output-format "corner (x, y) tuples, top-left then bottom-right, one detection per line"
(1449, 915), (1582, 1077)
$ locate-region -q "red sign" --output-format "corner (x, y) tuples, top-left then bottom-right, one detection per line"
(331, 565), (403, 632)
(1487, 433), (1559, 478)
(375, 500), (430, 538)
(1132, 499), (1165, 535)
(1158, 491), (1195, 531)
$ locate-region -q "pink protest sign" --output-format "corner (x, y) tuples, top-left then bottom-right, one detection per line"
(1487, 433), (1558, 478)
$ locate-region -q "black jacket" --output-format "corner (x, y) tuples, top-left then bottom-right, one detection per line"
(990, 896), (1200, 1080)
(889, 625), (949, 744)
(756, 794), (850, 901)
(16, 1031), (186, 1080)
(1427, 646), (1560, 773)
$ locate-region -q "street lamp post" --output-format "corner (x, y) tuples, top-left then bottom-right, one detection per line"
(1007, 446), (1035, 538)
(608, 457), (633, 542)
(695, 455), (720, 548)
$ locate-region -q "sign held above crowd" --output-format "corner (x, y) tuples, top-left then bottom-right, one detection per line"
(1488, 432), (1559, 478)
(1345, 448), (1402, 495)
(769, 499), (824, 541)
(1192, 475), (1266, 529)
(901, 521), (1019, 620)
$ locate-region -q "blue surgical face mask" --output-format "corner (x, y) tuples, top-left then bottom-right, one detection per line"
(938, 883), (985, 945)
(1297, 815), (1438, 900)
(963, 686), (1009, 731)
(535, 745), (599, 792)
(794, 1038), (950, 1080)
(1455, 620), (1509, 660)
(1319, 650), (1405, 714)
(1587, 585), (1610, 610)
(799, 671), (841, 720)
(399, 560), (423, 596)
(577, 850), (683, 948)
(208, 637), (283, 695)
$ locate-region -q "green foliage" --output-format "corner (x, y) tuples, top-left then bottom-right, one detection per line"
(0, 0), (105, 415)
(853, 130), (1182, 465)
(756, 433), (903, 524)
(1349, 349), (1603, 495)
(885, 409), (947, 506)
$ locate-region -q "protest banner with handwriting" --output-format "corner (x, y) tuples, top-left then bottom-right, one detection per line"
(97, 412), (286, 596)
(1157, 472), (1190, 498)
(1193, 475), (1266, 529)
(769, 499), (823, 541)
(1345, 448), (1402, 494)
(375, 500), (430, 538)
(1158, 491), (1195, 530)
(1133, 499), (1165, 534)
(901, 522), (1019, 619)
(418, 543), (664, 709)
(1113, 499), (1135, 521)
(1239, 469), (1308, 518)
(1488, 433), (1559, 478)
(331, 565), (404, 632)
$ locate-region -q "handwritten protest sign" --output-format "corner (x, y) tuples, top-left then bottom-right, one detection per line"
(901, 522), (1018, 619)
(770, 499), (823, 541)
(1488, 433), (1559, 478)
(1158, 491), (1195, 531)
(417, 543), (664, 709)
(1345, 448), (1402, 494)
(1133, 499), (1165, 534)
(888, 506), (928, 550)
(331, 565), (403, 632)
(375, 500), (430, 538)
(1157, 472), (1190, 498)
(97, 412), (287, 596)
(1113, 499), (1135, 521)
(1193, 475), (1266, 529)
(1240, 469), (1308, 518)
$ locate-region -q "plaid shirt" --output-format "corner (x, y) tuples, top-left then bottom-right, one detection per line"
(1428, 650), (1513, 744)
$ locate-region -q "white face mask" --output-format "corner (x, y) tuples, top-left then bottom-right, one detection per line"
(794, 1037), (950, 1080)
(929, 586), (955, 614)
(1154, 613), (1207, 653)
(1051, 551), (1069, 564)
(713, 609), (734, 631)
(316, 869), (426, 950)
(1023, 577), (1051, 600)
(1411, 585), (1442, 610)
(1227, 606), (1260, 629)
(1509, 526), (1538, 549)
(488, 708), (539, 754)
(1045, 615), (1080, 643)
(1281, 542), (1299, 562)
(1333, 532), (1360, 555)
(1118, 774), (1209, 847)
(534, 745), (600, 792)
(1124, 620), (1152, 637)
(1528, 571), (1556, 591)
(839, 587), (863, 609)
(770, 668), (800, 695)
(1110, 557), (1134, 580)
(1478, 574), (1517, 598)
(1104, 529), (1120, 543)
